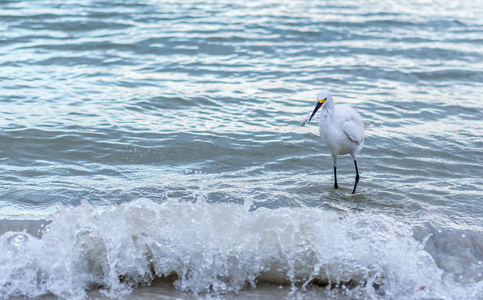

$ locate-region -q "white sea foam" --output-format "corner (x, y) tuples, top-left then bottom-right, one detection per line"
(0, 198), (481, 299)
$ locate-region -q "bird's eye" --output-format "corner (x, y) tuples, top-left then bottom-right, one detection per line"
(317, 98), (327, 103)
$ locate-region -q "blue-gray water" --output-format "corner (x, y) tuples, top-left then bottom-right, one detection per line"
(1, 0), (482, 299)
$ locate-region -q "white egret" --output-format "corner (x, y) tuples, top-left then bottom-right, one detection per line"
(301, 90), (370, 194)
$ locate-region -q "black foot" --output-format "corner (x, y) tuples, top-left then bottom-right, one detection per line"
(333, 166), (338, 189)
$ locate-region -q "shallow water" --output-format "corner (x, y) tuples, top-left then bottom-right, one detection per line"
(1, 0), (482, 299)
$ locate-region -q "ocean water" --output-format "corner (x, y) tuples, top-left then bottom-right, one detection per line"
(1, 0), (482, 299)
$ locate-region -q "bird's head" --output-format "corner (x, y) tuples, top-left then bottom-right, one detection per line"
(309, 90), (332, 122)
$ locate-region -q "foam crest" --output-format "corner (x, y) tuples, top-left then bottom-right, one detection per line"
(0, 199), (481, 299)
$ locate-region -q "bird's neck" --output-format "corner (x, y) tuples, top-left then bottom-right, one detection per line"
(320, 99), (335, 123)
(326, 97), (335, 112)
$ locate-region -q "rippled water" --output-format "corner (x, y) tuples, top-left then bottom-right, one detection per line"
(1, 0), (482, 299)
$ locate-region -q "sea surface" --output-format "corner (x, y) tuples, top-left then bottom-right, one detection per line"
(1, 0), (482, 299)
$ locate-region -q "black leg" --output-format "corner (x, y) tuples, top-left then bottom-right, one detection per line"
(333, 166), (338, 189)
(352, 160), (359, 194)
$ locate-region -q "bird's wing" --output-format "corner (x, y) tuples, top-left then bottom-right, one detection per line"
(342, 119), (365, 144)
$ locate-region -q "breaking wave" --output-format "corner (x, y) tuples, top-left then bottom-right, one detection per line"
(1, 198), (482, 299)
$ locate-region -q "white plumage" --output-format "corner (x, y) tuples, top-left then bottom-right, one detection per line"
(302, 90), (370, 194)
